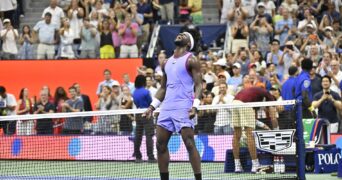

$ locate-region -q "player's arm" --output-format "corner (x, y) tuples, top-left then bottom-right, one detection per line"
(188, 56), (202, 119)
(143, 60), (167, 118)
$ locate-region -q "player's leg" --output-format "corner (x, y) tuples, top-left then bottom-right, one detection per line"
(134, 115), (144, 162)
(144, 117), (156, 162)
(245, 126), (259, 172)
(156, 125), (172, 180)
(231, 102), (243, 172)
(181, 127), (202, 180)
(232, 127), (242, 172)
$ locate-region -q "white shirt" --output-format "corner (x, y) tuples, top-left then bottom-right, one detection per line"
(263, 1), (276, 15)
(147, 86), (158, 98)
(330, 71), (342, 95)
(212, 94), (234, 126)
(220, 0), (235, 23)
(0, 93), (17, 116)
(242, 0), (257, 18)
(42, 6), (65, 28)
(0, 0), (17, 11)
(0, 29), (18, 54)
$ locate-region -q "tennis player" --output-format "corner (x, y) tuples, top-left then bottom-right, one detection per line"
(232, 87), (277, 173)
(143, 32), (202, 180)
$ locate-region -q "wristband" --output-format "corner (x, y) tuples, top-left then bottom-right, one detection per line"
(193, 99), (201, 109)
(150, 98), (161, 109)
(256, 120), (265, 128)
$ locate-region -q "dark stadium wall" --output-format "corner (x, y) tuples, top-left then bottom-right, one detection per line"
(0, 59), (142, 106)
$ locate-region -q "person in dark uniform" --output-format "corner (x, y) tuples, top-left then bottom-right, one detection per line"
(310, 63), (322, 96)
(295, 58), (314, 119)
(280, 66), (298, 129)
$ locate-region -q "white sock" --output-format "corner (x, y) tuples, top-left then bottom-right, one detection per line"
(252, 159), (259, 166)
(235, 159), (241, 166)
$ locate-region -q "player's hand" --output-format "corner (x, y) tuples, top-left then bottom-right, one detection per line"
(142, 106), (154, 119)
(189, 107), (198, 119)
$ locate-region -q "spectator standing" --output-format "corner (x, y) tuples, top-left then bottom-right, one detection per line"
(275, 9), (294, 46)
(59, 18), (76, 59)
(137, 0), (153, 47)
(0, 86), (17, 135)
(94, 85), (120, 134)
(266, 39), (284, 78)
(73, 83), (92, 121)
(53, 87), (68, 134)
(18, 25), (34, 60)
(99, 19), (115, 59)
(119, 86), (134, 135)
(62, 86), (84, 134)
(146, 76), (157, 98)
(42, 0), (65, 28)
(228, 63), (243, 94)
(96, 69), (120, 96)
(227, 0), (248, 23)
(231, 17), (249, 40)
(119, 14), (139, 58)
(250, 16), (273, 56)
(0, 0), (17, 25)
(122, 73), (135, 94)
(132, 75), (156, 163)
(16, 88), (34, 135)
(212, 83), (234, 135)
(328, 60), (342, 95)
(34, 90), (55, 135)
(158, 0), (174, 23)
(310, 62), (323, 96)
(312, 75), (342, 133)
(0, 19), (18, 59)
(197, 92), (216, 134)
(67, 0), (85, 57)
(262, 0), (276, 16)
(33, 13), (59, 60)
(188, 0), (203, 24)
(80, 17), (98, 58)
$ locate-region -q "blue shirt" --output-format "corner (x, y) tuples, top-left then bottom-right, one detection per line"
(295, 71), (312, 102)
(314, 90), (341, 123)
(282, 76), (296, 111)
(275, 19), (294, 46)
(133, 87), (152, 108)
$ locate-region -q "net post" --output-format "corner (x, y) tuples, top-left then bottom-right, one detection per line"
(295, 101), (306, 180)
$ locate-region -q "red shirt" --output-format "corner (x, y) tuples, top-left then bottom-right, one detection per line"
(235, 87), (275, 102)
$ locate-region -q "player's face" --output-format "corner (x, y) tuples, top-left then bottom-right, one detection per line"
(174, 33), (189, 47)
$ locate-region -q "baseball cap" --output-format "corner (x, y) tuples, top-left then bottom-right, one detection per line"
(112, 81), (120, 87)
(213, 58), (227, 67)
(324, 26), (333, 31)
(3, 19), (10, 24)
(257, 2), (266, 8)
(306, 24), (315, 29)
(233, 63), (241, 69)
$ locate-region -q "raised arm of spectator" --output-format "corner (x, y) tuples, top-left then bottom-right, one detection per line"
(227, 8), (236, 21)
(274, 22), (284, 35)
(241, 23), (249, 37)
(231, 25), (238, 38)
(250, 18), (259, 31)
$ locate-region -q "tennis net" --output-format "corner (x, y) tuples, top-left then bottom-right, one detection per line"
(0, 100), (303, 180)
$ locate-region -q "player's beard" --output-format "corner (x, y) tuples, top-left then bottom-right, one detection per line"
(174, 39), (187, 47)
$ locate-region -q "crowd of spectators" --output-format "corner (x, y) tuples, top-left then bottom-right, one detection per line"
(0, 0), (342, 135)
(0, 0), (203, 60)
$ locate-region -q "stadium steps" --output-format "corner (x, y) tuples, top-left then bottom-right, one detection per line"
(20, 0), (50, 30)
(202, 0), (220, 24)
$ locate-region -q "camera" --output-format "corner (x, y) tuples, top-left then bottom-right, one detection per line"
(325, 91), (330, 95)
(286, 45), (293, 50)
(0, 100), (6, 108)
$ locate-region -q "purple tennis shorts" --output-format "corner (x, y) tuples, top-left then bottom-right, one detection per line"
(157, 108), (194, 133)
